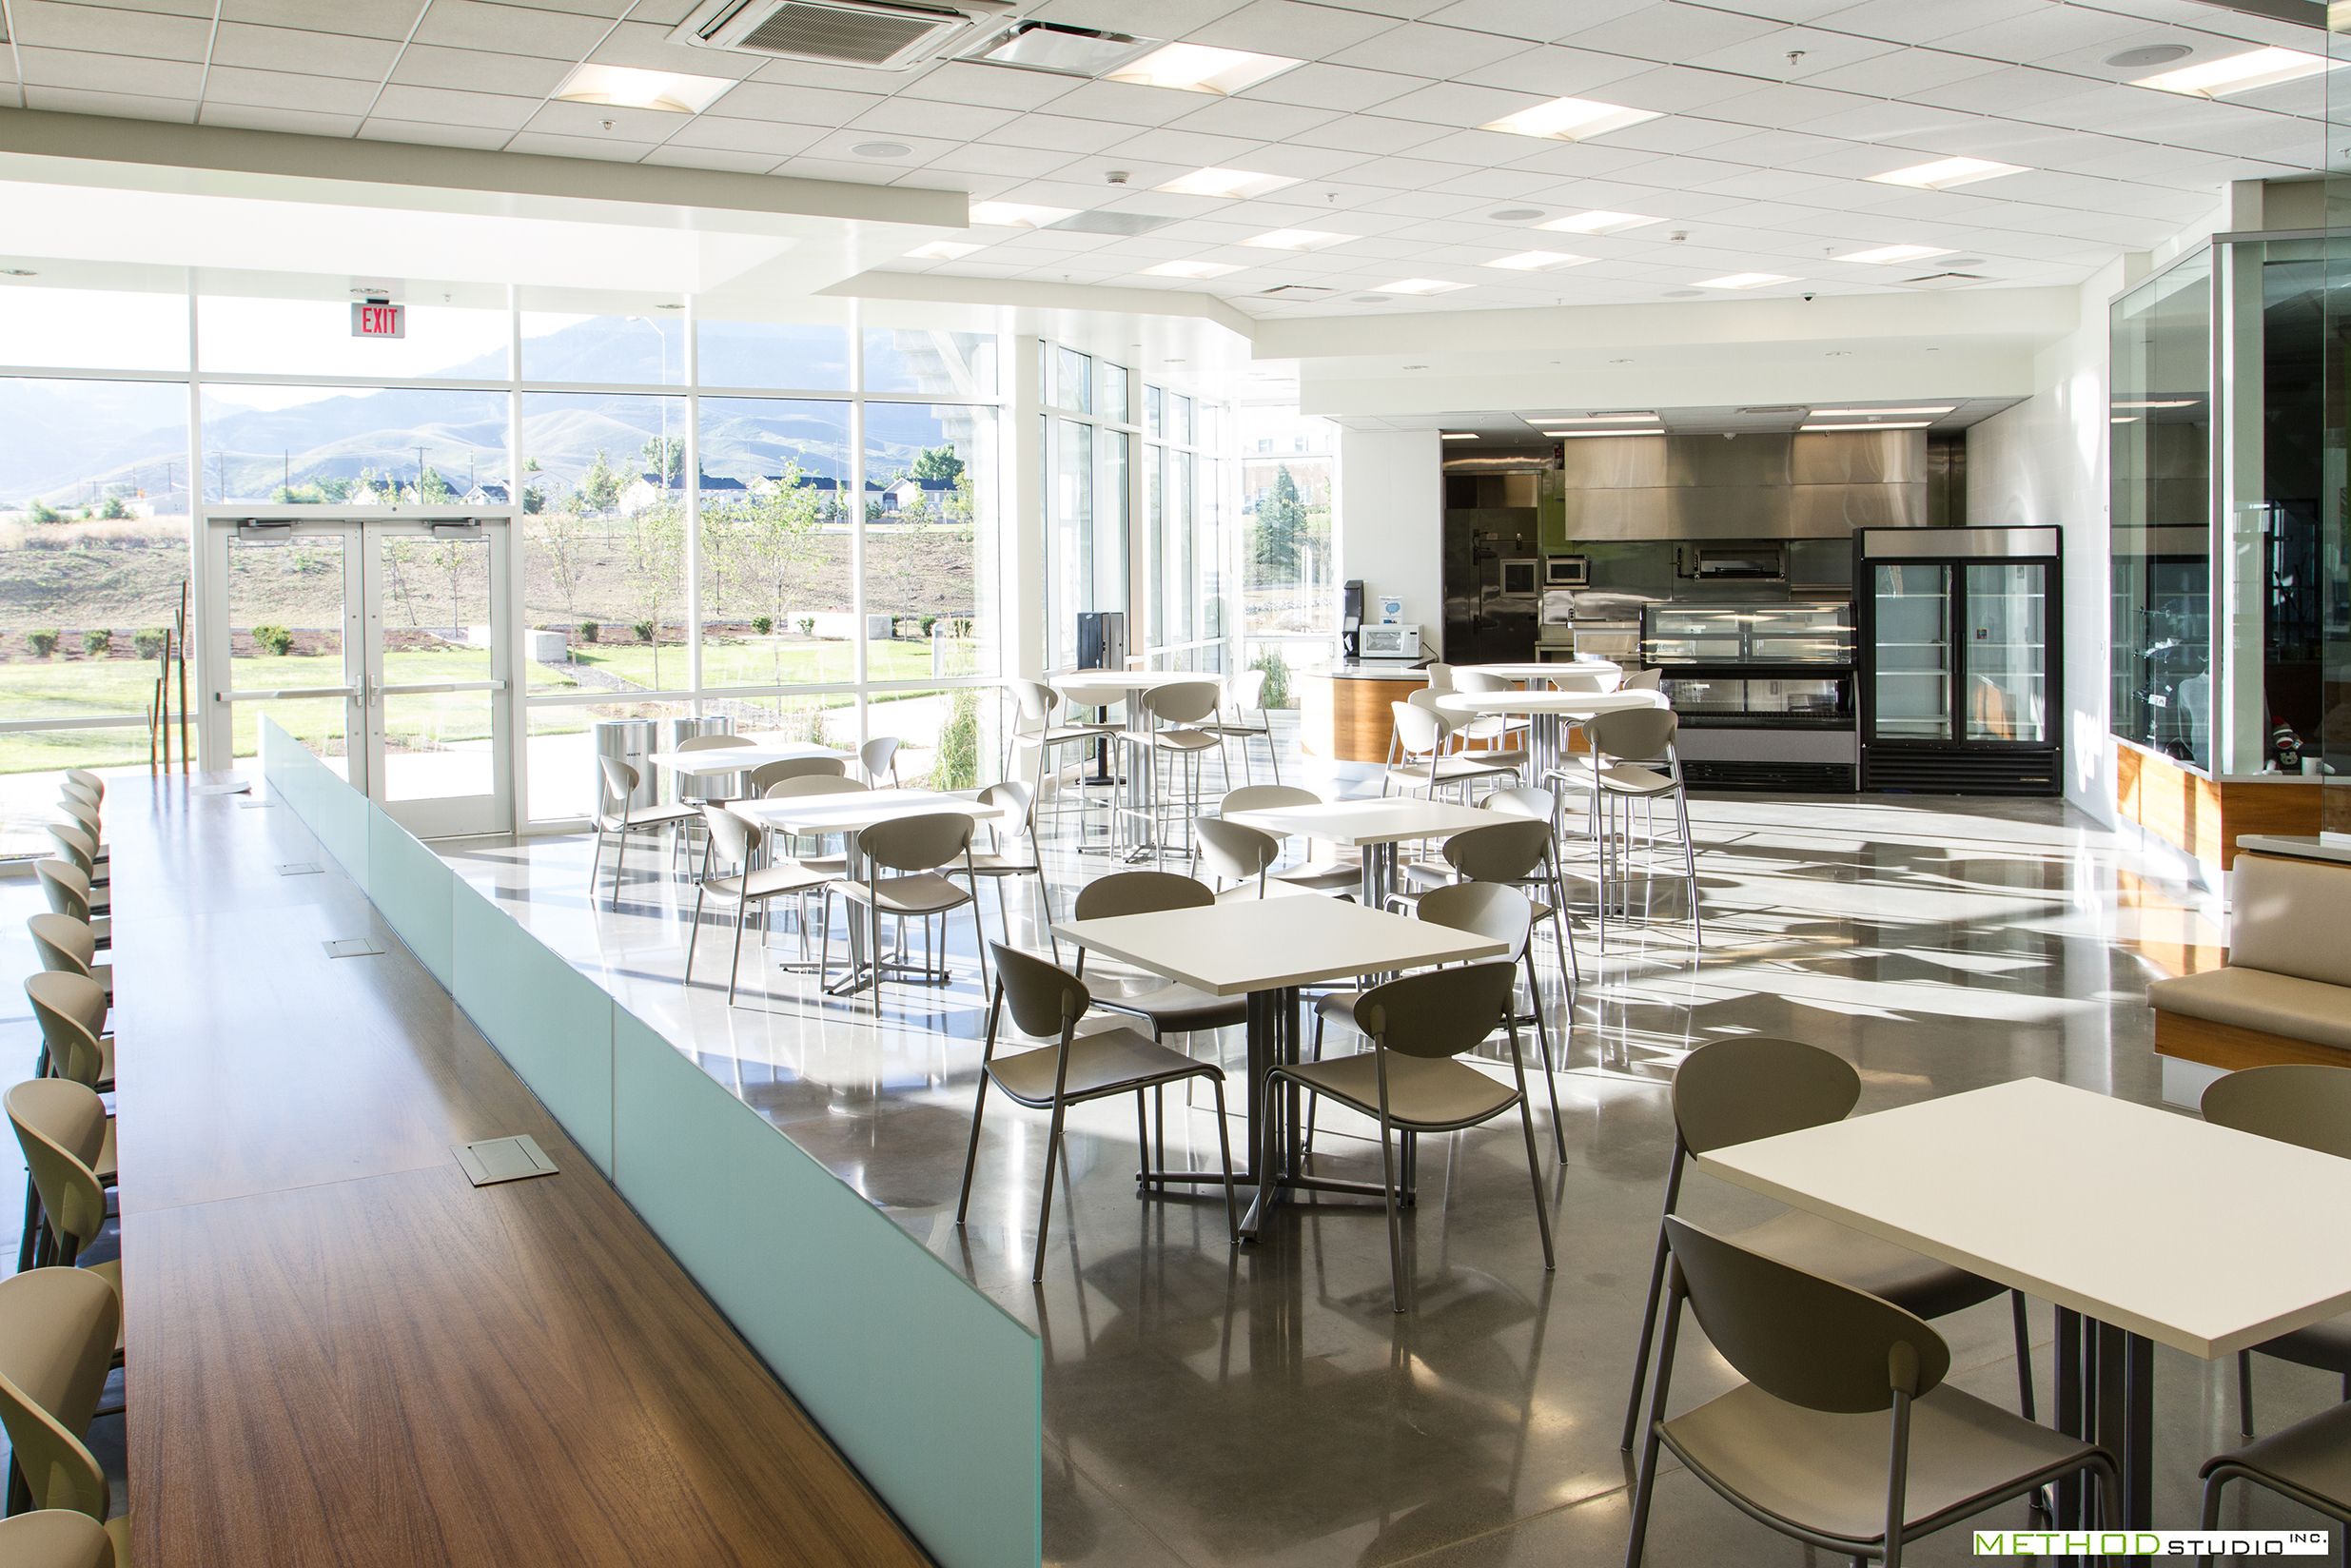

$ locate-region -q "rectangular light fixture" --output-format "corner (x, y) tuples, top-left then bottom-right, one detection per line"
(904, 241), (982, 262)
(1141, 259), (1241, 279)
(1811, 405), (1954, 418)
(1834, 244), (1954, 265)
(2113, 398), (2199, 409)
(1375, 278), (1472, 295)
(969, 200), (1078, 227)
(1538, 210), (1661, 236)
(1483, 250), (1593, 271)
(1547, 429), (1665, 438)
(1529, 411), (1658, 423)
(1868, 156), (2027, 190)
(1481, 95), (1659, 142)
(1801, 421), (1931, 432)
(1440, 432), (1479, 441)
(554, 62), (735, 114)
(1154, 167), (1298, 199)
(2134, 46), (2335, 98)
(1108, 41), (1302, 95)
(1696, 272), (1794, 290)
(1241, 228), (1351, 251)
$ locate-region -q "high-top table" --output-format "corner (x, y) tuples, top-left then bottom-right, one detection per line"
(1698, 1076), (2351, 1531)
(646, 740), (844, 782)
(1433, 688), (1666, 786)
(1055, 895), (1504, 1234)
(1452, 660), (1622, 688)
(1224, 795), (1500, 907)
(1049, 670), (1216, 859)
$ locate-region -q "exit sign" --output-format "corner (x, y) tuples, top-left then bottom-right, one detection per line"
(351, 303), (404, 339)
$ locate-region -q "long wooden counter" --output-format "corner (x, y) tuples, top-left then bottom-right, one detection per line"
(1301, 668), (1430, 762)
(112, 779), (926, 1567)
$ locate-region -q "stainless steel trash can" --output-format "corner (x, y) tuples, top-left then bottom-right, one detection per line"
(657, 715), (738, 803)
(592, 718), (659, 811)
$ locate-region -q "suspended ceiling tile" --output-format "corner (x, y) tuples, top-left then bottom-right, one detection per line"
(1244, 61), (1435, 112)
(203, 64), (387, 115)
(409, 0), (616, 60)
(370, 82), (547, 130)
(17, 46), (206, 96)
(388, 42), (574, 96)
(208, 21), (406, 79)
(896, 61), (1084, 113)
(1326, 23), (1525, 77)
(356, 115), (516, 149)
(198, 103), (366, 137)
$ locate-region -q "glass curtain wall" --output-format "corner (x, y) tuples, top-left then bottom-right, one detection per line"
(1237, 405), (1335, 705)
(1143, 383), (1227, 673)
(1040, 344), (1128, 673)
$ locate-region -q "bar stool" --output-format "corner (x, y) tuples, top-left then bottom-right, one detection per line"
(1006, 678), (1115, 846)
(1198, 667), (1280, 785)
(9, 1079), (115, 1272)
(962, 781), (1060, 964)
(1581, 706), (1700, 952)
(1131, 680), (1224, 866)
(591, 756), (699, 910)
(28, 916), (110, 1001)
(1385, 702), (1513, 803)
(0, 1265), (123, 1549)
(1451, 670), (1531, 775)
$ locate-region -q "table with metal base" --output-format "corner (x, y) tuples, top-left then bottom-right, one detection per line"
(1224, 795), (1502, 910)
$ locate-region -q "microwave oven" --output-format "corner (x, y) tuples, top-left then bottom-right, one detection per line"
(1545, 555), (1590, 587)
(1359, 623), (1421, 660)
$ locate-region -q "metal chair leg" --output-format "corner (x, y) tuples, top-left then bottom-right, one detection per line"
(2237, 1349), (2255, 1437)
(1378, 1100), (1408, 1313)
(1031, 1096), (1068, 1284)
(1209, 1075), (1240, 1245)
(1523, 950), (1566, 1161)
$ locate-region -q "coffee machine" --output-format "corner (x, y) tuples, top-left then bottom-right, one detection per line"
(1340, 579), (1364, 661)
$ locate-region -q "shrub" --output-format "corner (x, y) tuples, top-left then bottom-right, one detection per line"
(1251, 648), (1293, 710)
(632, 617), (656, 644)
(82, 629), (110, 656)
(26, 629), (58, 657)
(133, 629), (166, 660)
(252, 623), (294, 656)
(751, 615), (773, 636)
(579, 621), (598, 643)
(931, 688), (981, 791)
(807, 707), (832, 751)
(797, 617), (815, 637)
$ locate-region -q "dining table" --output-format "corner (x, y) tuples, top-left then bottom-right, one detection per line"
(645, 739), (846, 788)
(1432, 688), (1666, 787)
(1054, 895), (1505, 1235)
(1223, 794), (1501, 907)
(1451, 659), (1622, 688)
(1049, 669), (1215, 859)
(1697, 1076), (2351, 1532)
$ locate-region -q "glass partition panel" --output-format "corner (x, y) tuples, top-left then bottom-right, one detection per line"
(697, 397), (854, 688)
(451, 879), (615, 1173)
(367, 803), (455, 986)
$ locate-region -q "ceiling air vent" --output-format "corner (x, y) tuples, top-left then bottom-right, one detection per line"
(1737, 405), (1804, 416)
(1898, 271), (1991, 290)
(1260, 284), (1336, 298)
(672, 0), (1014, 70)
(1045, 211), (1179, 237)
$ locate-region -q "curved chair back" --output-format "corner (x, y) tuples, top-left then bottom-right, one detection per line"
(64, 769), (104, 800)
(1403, 688), (1447, 714)
(1011, 678), (1057, 727)
(857, 811), (972, 874)
(594, 755), (640, 818)
(43, 826), (97, 880)
(1672, 1036), (1857, 1155)
(859, 735), (901, 786)
(700, 804), (760, 870)
(765, 774), (867, 799)
(1193, 817), (1279, 888)
(1221, 784), (1319, 814)
(26, 973), (108, 1091)
(32, 862), (90, 925)
(1353, 962), (1517, 1059)
(1144, 680), (1220, 726)
(6, 1081), (107, 1263)
(1455, 670), (1511, 695)
(28, 915), (97, 982)
(1390, 700), (1450, 760)
(988, 941), (1090, 1038)
(54, 799), (102, 843)
(747, 756), (845, 793)
(0, 1265), (118, 1521)
(676, 733), (751, 752)
(1482, 785), (1558, 824)
(1586, 705), (1676, 764)
(1424, 663), (1455, 695)
(1621, 667), (1664, 692)
(1229, 667), (1267, 713)
(2202, 1065), (2351, 1160)
(1665, 1215), (1949, 1411)
(1442, 817), (1554, 884)
(0, 1510), (111, 1568)
(1071, 870), (1213, 921)
(1415, 881), (1534, 956)
(58, 780), (99, 813)
(977, 781), (1037, 846)
(1548, 667), (1613, 694)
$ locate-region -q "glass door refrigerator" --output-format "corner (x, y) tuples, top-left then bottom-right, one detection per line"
(1854, 526), (2063, 794)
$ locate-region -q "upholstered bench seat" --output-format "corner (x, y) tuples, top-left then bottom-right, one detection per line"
(2152, 852), (2351, 1070)
(2149, 968), (2351, 1053)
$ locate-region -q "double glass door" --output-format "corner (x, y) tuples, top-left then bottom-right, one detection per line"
(1868, 560), (2051, 746)
(210, 516), (512, 837)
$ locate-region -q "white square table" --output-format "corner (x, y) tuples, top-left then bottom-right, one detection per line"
(1432, 689), (1666, 786)
(1224, 795), (1501, 906)
(1049, 671), (1211, 855)
(1697, 1076), (2351, 1529)
(645, 740), (843, 781)
(1054, 895), (1506, 1235)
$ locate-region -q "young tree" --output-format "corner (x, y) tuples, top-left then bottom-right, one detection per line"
(622, 496), (685, 687)
(578, 449), (622, 516)
(909, 444), (965, 485)
(528, 505), (588, 629)
(416, 463), (454, 503)
(1252, 464), (1303, 574)
(640, 436), (685, 488)
(729, 462), (822, 685)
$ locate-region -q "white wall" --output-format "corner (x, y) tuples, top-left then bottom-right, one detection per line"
(1335, 427), (1443, 656)
(1967, 263), (2123, 826)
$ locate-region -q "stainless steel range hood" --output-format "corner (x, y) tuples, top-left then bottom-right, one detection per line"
(1552, 430), (1928, 541)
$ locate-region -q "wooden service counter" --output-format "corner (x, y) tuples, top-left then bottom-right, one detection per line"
(2116, 739), (2322, 878)
(1302, 664), (1433, 763)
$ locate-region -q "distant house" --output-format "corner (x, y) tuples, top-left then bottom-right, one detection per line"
(879, 476), (957, 515)
(347, 478), (388, 505)
(617, 472), (744, 513)
(463, 482), (509, 506)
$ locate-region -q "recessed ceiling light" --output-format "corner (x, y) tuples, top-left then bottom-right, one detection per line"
(1441, 432), (1479, 441)
(1488, 207), (1545, 222)
(1480, 94), (1659, 142)
(1530, 412), (1658, 423)
(1697, 272), (1795, 290)
(2107, 44), (2191, 69)
(1835, 244), (1955, 265)
(1483, 250), (1593, 271)
(1538, 210), (1662, 236)
(2114, 398), (2200, 409)
(1242, 228), (1350, 251)
(1141, 259), (1242, 279)
(852, 141), (913, 159)
(553, 62), (735, 114)
(905, 241), (982, 262)
(1801, 421), (1931, 432)
(2134, 46), (2336, 97)
(969, 200), (1078, 227)
(1155, 167), (1298, 199)
(1377, 278), (1471, 296)
(1868, 156), (2027, 190)
(1549, 429), (1664, 438)
(1811, 406), (1955, 418)
(1108, 41), (1302, 95)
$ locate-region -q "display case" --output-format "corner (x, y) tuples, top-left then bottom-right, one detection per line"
(1639, 600), (1858, 790)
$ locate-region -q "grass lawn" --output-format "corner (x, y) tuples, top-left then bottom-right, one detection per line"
(546, 635), (978, 694)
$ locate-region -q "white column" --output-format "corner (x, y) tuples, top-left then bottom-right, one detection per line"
(1007, 335), (1046, 678)
(1335, 427), (1444, 657)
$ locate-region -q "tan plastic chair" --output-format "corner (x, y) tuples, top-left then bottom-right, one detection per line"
(1135, 682), (1226, 864)
(63, 769), (104, 802)
(29, 915), (110, 1000)
(956, 942), (1237, 1283)
(673, 732), (754, 809)
(1480, 785), (1583, 993)
(818, 812), (988, 1009)
(25, 973), (111, 1094)
(858, 735), (901, 788)
(32, 863), (105, 951)
(1450, 669), (1532, 770)
(1582, 706), (1700, 952)
(1385, 701), (1513, 802)
(2202, 1064), (2351, 1436)
(0, 1265), (123, 1554)
(1070, 871), (1246, 1065)
(1266, 961), (1552, 1312)
(43, 825), (107, 899)
(1190, 816), (1352, 903)
(963, 781), (1060, 965)
(9, 1080), (115, 1275)
(591, 755), (698, 910)
(1627, 1216), (2113, 1568)
(2201, 1398), (2351, 1544)
(1215, 784), (1360, 896)
(1197, 666), (1281, 785)
(53, 798), (104, 856)
(686, 807), (834, 1005)
(746, 755), (846, 794)
(58, 780), (100, 813)
(1619, 1036), (2035, 1453)
(0, 1509), (113, 1568)
(762, 774), (869, 878)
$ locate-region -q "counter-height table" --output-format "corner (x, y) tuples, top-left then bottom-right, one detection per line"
(1050, 669), (1214, 859)
(645, 739), (844, 785)
(1452, 659), (1621, 689)
(1224, 794), (1500, 907)
(1433, 688), (1665, 786)
(1055, 895), (1504, 1234)
(1698, 1076), (2351, 1531)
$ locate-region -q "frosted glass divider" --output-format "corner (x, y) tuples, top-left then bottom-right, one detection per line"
(366, 802), (455, 987)
(449, 877), (616, 1175)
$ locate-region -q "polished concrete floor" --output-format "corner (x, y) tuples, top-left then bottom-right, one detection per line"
(416, 753), (2346, 1567)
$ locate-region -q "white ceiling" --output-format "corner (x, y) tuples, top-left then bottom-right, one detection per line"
(0, 0), (2332, 322)
(1364, 395), (2022, 435)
